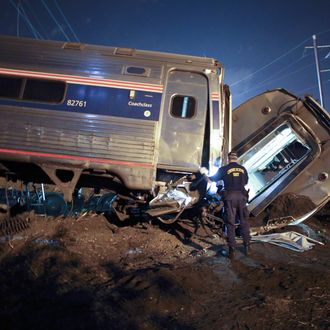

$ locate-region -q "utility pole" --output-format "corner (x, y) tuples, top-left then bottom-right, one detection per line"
(305, 34), (330, 108)
(312, 35), (324, 107)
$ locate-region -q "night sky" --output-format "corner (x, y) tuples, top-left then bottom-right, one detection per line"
(1, 0), (330, 109)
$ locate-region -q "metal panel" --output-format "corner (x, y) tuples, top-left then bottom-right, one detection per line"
(158, 70), (208, 171)
(0, 106), (156, 164)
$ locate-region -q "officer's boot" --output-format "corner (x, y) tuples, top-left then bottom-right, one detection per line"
(228, 247), (235, 259)
(243, 243), (250, 256)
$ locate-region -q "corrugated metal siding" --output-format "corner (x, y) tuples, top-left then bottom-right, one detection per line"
(0, 106), (156, 165)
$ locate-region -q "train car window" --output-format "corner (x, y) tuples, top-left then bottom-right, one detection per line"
(23, 79), (66, 103)
(124, 66), (150, 77)
(170, 95), (196, 119)
(239, 123), (311, 201)
(0, 75), (23, 98)
(126, 66), (145, 75)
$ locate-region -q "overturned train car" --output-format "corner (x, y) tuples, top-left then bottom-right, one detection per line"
(0, 35), (229, 221)
(232, 89), (330, 224)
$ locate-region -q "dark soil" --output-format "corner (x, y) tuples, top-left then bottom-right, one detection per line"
(265, 193), (316, 219)
(0, 203), (329, 330)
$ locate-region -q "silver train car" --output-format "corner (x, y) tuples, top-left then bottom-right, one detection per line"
(0, 35), (230, 221)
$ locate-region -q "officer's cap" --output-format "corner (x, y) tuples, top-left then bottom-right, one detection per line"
(228, 151), (238, 161)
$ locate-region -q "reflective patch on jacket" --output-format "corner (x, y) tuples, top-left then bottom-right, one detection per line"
(226, 167), (245, 176)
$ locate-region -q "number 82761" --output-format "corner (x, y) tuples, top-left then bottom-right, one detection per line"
(67, 99), (87, 107)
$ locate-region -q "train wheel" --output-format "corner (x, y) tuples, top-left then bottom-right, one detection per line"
(96, 192), (117, 213)
(44, 192), (67, 216)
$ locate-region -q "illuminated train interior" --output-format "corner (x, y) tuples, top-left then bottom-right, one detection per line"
(238, 123), (311, 201)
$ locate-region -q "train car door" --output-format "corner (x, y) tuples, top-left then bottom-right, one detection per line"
(157, 70), (208, 171)
(231, 89), (330, 216)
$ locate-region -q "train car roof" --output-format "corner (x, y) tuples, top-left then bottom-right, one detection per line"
(0, 35), (223, 69)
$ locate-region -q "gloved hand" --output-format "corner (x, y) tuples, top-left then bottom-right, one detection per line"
(199, 167), (209, 176)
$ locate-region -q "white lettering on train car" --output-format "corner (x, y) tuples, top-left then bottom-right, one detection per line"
(67, 100), (87, 107)
(128, 101), (152, 108)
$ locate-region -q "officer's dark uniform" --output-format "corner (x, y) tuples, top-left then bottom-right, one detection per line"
(209, 153), (250, 252)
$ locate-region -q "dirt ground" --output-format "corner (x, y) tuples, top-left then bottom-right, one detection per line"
(0, 203), (329, 330)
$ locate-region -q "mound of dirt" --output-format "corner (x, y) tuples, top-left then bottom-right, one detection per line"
(0, 209), (329, 329)
(265, 193), (316, 219)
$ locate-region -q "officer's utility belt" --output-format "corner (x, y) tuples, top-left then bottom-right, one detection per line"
(224, 190), (249, 198)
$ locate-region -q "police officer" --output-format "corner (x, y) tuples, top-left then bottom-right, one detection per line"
(209, 151), (250, 258)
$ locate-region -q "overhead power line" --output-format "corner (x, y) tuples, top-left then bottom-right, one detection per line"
(231, 29), (330, 88)
(234, 53), (313, 96)
(19, 4), (44, 39)
(231, 36), (311, 87)
(235, 49), (329, 98)
(10, 0), (42, 39)
(12, 1), (80, 43)
(235, 61), (315, 97)
(41, 0), (70, 41)
(296, 77), (330, 95)
(54, 0), (80, 42)
(25, 1), (49, 39)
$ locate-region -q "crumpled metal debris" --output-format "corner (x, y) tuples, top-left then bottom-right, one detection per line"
(251, 231), (324, 252)
(150, 186), (193, 208)
(250, 216), (294, 236)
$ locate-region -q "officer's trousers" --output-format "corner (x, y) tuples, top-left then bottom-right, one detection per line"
(224, 191), (250, 248)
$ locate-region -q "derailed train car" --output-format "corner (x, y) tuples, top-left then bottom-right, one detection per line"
(0, 35), (230, 222)
(0, 35), (329, 224)
(232, 89), (330, 224)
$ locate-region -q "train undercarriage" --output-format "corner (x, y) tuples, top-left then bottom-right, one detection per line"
(0, 161), (206, 225)
(0, 159), (320, 239)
